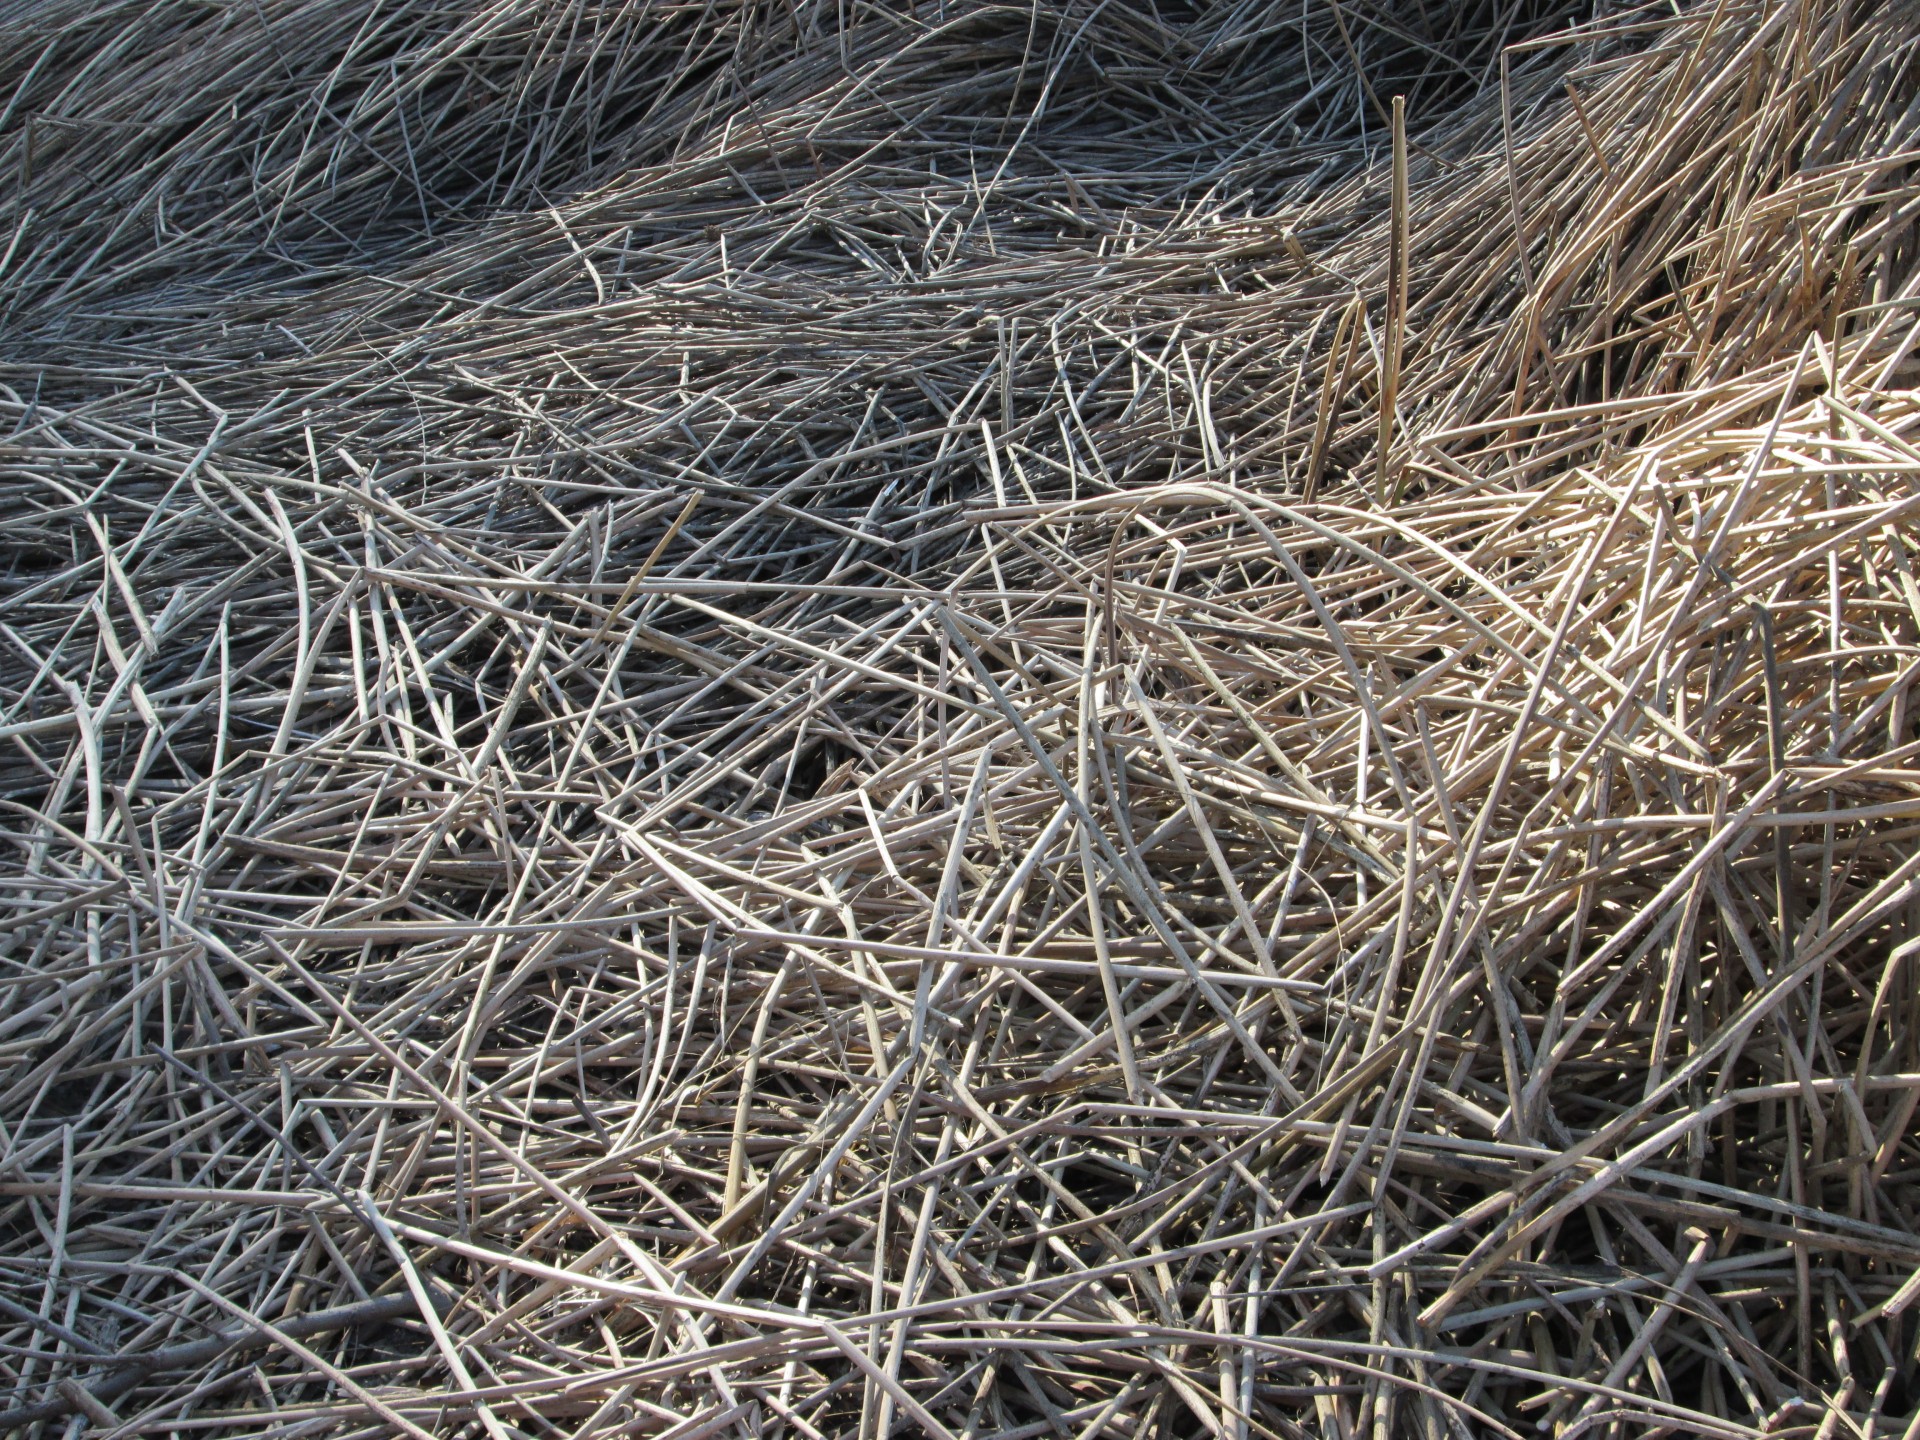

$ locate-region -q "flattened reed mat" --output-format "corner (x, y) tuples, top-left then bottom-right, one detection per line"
(2, 0), (1919, 1435)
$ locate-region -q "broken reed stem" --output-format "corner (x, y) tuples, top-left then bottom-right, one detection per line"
(1379, 92), (1409, 507)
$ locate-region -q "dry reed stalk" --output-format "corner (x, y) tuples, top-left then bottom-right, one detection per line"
(2, 0), (1919, 1436)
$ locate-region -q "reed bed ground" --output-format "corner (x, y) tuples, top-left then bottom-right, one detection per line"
(2, 0), (1919, 1435)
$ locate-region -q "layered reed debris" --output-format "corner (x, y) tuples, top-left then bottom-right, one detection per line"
(4, 0), (1920, 1435)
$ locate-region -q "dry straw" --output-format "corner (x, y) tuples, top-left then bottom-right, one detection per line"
(3, 0), (1920, 1436)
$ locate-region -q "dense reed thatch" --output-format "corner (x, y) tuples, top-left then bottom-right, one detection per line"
(4, 0), (1920, 1434)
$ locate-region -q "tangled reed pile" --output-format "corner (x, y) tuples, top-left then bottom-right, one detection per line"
(4, 0), (1920, 1434)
